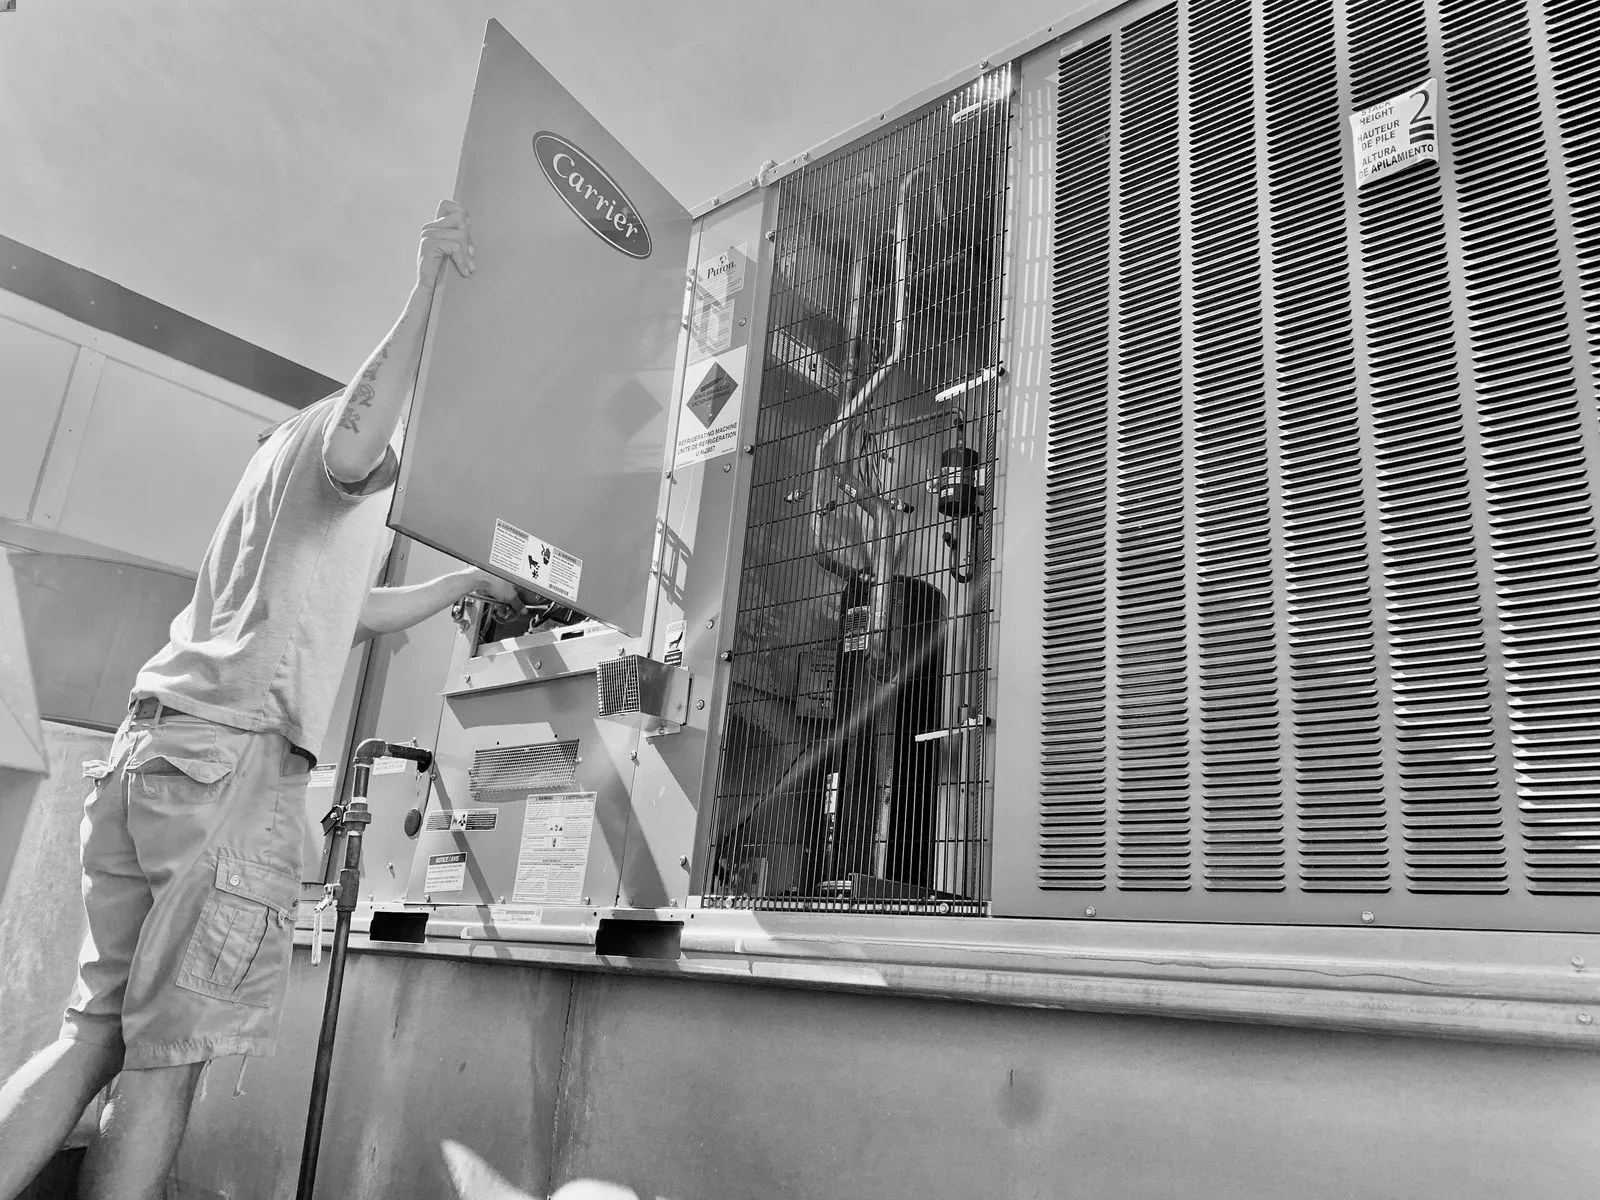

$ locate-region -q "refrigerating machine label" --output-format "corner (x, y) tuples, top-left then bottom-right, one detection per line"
(512, 791), (596, 905)
(489, 518), (583, 602)
(307, 764), (338, 790)
(425, 852), (468, 894)
(674, 356), (743, 468)
(1350, 78), (1438, 187)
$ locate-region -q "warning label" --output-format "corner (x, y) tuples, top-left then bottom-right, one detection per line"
(1350, 78), (1438, 187)
(512, 791), (596, 906)
(424, 852), (467, 895)
(488, 518), (582, 603)
(674, 355), (743, 468)
(663, 618), (686, 667)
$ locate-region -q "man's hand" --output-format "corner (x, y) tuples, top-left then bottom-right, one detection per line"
(418, 199), (474, 290)
(469, 570), (524, 608)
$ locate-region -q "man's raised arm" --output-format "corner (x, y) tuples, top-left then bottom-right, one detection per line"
(323, 199), (474, 484)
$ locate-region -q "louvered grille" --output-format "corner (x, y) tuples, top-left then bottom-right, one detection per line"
(1267, 0), (1389, 893)
(1458, 0), (1600, 895)
(1352, 0), (1508, 893)
(1192, 0), (1284, 892)
(1039, 41), (1113, 891)
(468, 741), (580, 799)
(1028, 0), (1600, 927)
(1115, 6), (1190, 892)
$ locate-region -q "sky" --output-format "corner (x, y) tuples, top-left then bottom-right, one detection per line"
(0, 0), (1081, 381)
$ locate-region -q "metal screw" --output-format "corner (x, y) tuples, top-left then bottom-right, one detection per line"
(463, 674), (472, 686)
(801, 151), (810, 161)
(1361, 911), (1375, 924)
(498, 895), (505, 903)
(705, 618), (716, 629)
(980, 59), (990, 68)
(737, 316), (747, 327)
(764, 230), (776, 242)
(582, 896), (591, 905)
(1574, 956), (1586, 969)
(722, 463), (732, 473)
(533, 660), (542, 670)
(720, 650), (732, 662)
(629, 751), (638, 763)
(744, 443), (755, 454)
(678, 855), (690, 869)
(1580, 1012), (1594, 1026)
(1084, 906), (1096, 917)
(696, 699), (706, 710)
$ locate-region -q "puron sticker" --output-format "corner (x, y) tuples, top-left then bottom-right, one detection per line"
(488, 518), (583, 602)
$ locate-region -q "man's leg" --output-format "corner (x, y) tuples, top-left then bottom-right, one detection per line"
(0, 1036), (122, 1199)
(77, 1062), (206, 1200)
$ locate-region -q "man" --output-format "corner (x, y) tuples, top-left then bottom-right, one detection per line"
(0, 200), (520, 1199)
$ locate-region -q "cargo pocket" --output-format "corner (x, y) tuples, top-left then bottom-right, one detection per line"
(176, 853), (298, 1006)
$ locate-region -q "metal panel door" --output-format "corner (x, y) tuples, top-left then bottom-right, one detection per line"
(390, 19), (689, 636)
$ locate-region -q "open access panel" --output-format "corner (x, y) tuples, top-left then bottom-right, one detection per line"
(389, 19), (690, 637)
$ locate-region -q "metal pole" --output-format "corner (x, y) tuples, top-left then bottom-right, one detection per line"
(294, 739), (429, 1200)
(295, 894), (352, 1200)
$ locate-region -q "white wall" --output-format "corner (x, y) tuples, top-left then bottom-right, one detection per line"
(0, 286), (297, 573)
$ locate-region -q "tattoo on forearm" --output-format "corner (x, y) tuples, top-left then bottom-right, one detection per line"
(352, 381), (375, 408)
(359, 343), (391, 383)
(337, 407), (362, 433)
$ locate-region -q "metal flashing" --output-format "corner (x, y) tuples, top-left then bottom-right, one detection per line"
(0, 233), (342, 409)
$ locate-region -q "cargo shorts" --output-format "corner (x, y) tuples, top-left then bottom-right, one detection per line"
(59, 702), (312, 1069)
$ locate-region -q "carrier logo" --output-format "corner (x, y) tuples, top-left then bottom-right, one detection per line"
(532, 132), (652, 259)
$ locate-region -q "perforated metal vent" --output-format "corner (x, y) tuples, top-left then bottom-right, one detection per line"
(468, 741), (580, 799)
(596, 657), (642, 716)
(1030, 0), (1600, 930)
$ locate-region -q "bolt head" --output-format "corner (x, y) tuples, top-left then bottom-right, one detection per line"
(1574, 956), (1586, 969)
(744, 443), (755, 454)
(722, 463), (732, 473)
(533, 660), (542, 670)
(705, 618), (716, 629)
(678, 855), (690, 869)
(696, 699), (706, 710)
(1084, 906), (1096, 917)
(720, 650), (733, 662)
(1361, 911), (1375, 924)
(1580, 1012), (1594, 1026)
(764, 229), (776, 242)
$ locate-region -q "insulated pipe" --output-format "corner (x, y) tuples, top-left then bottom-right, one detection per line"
(810, 169), (946, 595)
(296, 738), (433, 1200)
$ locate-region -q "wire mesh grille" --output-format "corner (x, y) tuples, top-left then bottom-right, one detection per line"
(468, 741), (581, 799)
(702, 71), (1014, 914)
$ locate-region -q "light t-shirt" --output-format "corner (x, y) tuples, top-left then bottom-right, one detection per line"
(134, 395), (398, 762)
